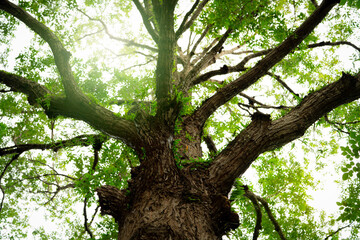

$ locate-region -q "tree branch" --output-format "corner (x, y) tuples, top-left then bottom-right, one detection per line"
(77, 8), (157, 52)
(238, 93), (294, 110)
(209, 72), (360, 194)
(308, 40), (360, 52)
(267, 72), (300, 98)
(255, 194), (287, 240)
(203, 135), (217, 154)
(310, 0), (319, 8)
(182, 28), (232, 91)
(189, 24), (212, 56)
(175, 0), (210, 39)
(243, 187), (262, 240)
(191, 38), (358, 88)
(324, 223), (353, 240)
(83, 197), (94, 238)
(0, 134), (107, 157)
(189, 0), (340, 130)
(0, 0), (79, 97)
(96, 185), (129, 222)
(0, 70), (142, 150)
(0, 153), (21, 214)
(132, 0), (159, 43)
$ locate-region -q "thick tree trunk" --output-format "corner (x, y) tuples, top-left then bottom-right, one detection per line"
(97, 143), (239, 240)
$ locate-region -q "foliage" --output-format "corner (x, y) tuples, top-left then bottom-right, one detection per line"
(0, 0), (360, 239)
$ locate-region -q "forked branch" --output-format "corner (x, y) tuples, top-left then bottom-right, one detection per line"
(190, 0), (340, 127)
(175, 0), (210, 39)
(243, 186), (287, 240)
(209, 72), (360, 194)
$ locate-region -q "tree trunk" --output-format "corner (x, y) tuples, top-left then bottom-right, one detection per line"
(97, 137), (239, 240)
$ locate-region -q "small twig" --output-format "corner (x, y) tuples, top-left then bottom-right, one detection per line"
(324, 115), (351, 134)
(324, 223), (353, 240)
(83, 197), (94, 238)
(121, 59), (156, 72)
(77, 8), (157, 51)
(238, 93), (294, 110)
(267, 72), (300, 98)
(76, 28), (104, 42)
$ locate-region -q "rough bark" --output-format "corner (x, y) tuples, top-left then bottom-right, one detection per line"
(3, 0), (360, 239)
(98, 144), (239, 240)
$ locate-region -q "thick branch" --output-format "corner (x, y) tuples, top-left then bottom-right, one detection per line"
(0, 0), (78, 97)
(0, 71), (141, 149)
(203, 135), (217, 154)
(132, 0), (159, 43)
(209, 72), (360, 194)
(153, 0), (177, 111)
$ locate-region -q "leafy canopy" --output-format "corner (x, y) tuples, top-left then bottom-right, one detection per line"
(0, 0), (360, 239)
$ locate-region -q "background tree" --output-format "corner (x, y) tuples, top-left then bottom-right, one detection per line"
(0, 0), (360, 239)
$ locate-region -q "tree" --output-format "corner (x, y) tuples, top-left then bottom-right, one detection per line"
(0, 0), (360, 239)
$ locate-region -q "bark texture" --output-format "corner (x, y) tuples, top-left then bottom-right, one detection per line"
(3, 0), (360, 239)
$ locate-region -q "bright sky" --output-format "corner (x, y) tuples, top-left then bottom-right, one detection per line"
(1, 2), (359, 239)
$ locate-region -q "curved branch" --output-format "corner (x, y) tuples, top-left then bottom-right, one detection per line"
(243, 188), (262, 240)
(132, 0), (159, 43)
(308, 40), (360, 52)
(324, 223), (354, 240)
(0, 0), (78, 97)
(189, 0), (340, 128)
(209, 72), (360, 194)
(0, 71), (141, 150)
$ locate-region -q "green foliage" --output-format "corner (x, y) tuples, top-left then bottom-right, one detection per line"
(1, 0), (360, 239)
(340, 0), (360, 8)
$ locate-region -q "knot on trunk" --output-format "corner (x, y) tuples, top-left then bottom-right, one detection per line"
(211, 194), (240, 236)
(96, 185), (129, 222)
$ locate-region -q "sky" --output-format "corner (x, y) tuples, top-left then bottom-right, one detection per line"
(1, 2), (359, 239)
